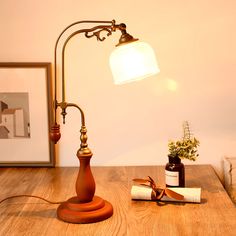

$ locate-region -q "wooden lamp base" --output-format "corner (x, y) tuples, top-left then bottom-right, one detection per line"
(51, 124), (113, 224)
(57, 196), (113, 224)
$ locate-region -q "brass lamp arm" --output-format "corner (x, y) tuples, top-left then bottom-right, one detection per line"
(53, 20), (116, 122)
(51, 20), (117, 144)
(53, 20), (126, 123)
(56, 101), (85, 126)
(60, 23), (117, 103)
(55, 101), (88, 149)
(51, 19), (137, 144)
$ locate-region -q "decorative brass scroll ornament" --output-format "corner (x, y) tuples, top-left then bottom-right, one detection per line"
(85, 28), (113, 41)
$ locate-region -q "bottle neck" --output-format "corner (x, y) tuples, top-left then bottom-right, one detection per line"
(168, 155), (181, 164)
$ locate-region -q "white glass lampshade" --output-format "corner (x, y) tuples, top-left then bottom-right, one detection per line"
(109, 41), (160, 85)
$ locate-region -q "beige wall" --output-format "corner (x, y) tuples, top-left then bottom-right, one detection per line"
(0, 0), (235, 178)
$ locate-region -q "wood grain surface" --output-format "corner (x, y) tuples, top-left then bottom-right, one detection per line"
(0, 165), (235, 236)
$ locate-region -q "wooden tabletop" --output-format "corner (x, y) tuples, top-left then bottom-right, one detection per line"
(0, 165), (235, 235)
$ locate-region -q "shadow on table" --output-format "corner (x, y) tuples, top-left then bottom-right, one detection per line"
(156, 198), (207, 206)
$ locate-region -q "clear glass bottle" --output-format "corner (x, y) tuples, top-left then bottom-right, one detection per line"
(165, 155), (185, 187)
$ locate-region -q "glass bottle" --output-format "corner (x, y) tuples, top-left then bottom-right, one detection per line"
(165, 155), (185, 187)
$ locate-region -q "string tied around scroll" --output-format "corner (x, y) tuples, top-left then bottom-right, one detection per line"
(133, 176), (184, 201)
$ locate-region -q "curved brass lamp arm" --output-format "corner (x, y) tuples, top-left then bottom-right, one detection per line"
(56, 102), (85, 126)
(61, 23), (117, 103)
(51, 19), (136, 144)
(53, 20), (117, 123)
(51, 20), (117, 143)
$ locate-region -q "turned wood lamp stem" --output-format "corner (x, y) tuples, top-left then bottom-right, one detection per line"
(49, 20), (138, 223)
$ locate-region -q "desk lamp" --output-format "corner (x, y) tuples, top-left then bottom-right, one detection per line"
(50, 20), (159, 224)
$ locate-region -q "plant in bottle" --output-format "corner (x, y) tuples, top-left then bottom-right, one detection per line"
(165, 121), (200, 187)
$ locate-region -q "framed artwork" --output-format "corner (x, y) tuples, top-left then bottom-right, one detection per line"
(0, 62), (55, 167)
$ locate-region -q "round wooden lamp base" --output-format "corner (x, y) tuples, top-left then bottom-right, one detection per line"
(57, 196), (113, 224)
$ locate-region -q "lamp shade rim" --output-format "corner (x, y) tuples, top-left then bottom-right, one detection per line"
(113, 69), (160, 85)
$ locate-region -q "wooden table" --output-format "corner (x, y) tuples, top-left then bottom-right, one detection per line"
(0, 165), (235, 235)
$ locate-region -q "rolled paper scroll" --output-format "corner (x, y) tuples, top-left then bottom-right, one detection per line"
(131, 176), (201, 203)
(161, 187), (201, 203)
(131, 185), (201, 203)
(131, 185), (154, 200)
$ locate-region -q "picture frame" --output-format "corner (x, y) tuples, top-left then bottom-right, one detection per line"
(0, 62), (55, 167)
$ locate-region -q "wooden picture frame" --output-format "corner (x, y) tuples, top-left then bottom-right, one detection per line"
(0, 62), (55, 167)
